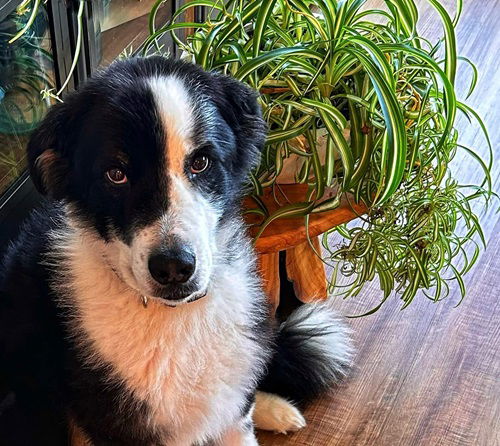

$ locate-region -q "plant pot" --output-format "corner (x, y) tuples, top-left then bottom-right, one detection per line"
(276, 126), (350, 184)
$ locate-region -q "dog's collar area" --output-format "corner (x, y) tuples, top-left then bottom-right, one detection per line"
(156, 289), (208, 307)
(140, 289), (208, 309)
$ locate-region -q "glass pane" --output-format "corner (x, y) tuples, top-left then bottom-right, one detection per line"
(0, 1), (55, 195)
(94, 0), (173, 66)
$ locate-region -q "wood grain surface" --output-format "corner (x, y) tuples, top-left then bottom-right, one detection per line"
(258, 1), (500, 445)
(257, 252), (281, 312)
(285, 238), (328, 303)
(244, 184), (367, 254)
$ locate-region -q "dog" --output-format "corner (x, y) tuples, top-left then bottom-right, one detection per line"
(0, 56), (353, 445)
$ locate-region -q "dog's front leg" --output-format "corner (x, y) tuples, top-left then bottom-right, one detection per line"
(214, 409), (259, 446)
(216, 426), (258, 446)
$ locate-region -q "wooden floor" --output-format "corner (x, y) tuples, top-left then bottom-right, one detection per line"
(259, 1), (500, 445)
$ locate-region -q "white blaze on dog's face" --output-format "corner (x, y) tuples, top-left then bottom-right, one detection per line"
(105, 76), (223, 304)
(27, 57), (267, 305)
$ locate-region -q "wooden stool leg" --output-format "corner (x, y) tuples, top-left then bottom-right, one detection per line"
(285, 237), (327, 303)
(257, 252), (281, 313)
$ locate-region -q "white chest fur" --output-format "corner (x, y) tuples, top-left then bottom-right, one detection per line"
(55, 229), (266, 444)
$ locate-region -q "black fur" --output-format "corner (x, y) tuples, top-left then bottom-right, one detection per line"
(0, 204), (69, 445)
(27, 56), (266, 242)
(1, 57), (268, 445)
(257, 255), (351, 407)
(258, 326), (329, 406)
(0, 56), (349, 445)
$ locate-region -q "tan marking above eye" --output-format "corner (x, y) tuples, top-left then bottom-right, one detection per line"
(148, 76), (195, 176)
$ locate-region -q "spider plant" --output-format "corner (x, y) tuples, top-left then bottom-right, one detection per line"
(142, 0), (494, 313)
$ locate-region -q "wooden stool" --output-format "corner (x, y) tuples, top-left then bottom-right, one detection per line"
(244, 184), (367, 313)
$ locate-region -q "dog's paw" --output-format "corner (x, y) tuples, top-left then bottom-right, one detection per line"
(253, 391), (306, 434)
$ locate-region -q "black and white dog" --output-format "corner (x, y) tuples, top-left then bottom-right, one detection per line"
(0, 57), (352, 445)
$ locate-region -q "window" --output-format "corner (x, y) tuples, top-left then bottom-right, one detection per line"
(94, 0), (174, 66)
(0, 0), (201, 249)
(0, 0), (55, 196)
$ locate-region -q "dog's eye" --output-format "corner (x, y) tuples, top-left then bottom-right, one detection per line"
(106, 168), (128, 184)
(190, 155), (210, 174)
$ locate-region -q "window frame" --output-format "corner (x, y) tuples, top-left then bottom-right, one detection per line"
(0, 0), (70, 250)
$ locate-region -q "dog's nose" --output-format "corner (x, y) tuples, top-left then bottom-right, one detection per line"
(148, 246), (196, 285)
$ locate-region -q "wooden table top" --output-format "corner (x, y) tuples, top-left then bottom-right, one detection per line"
(243, 183), (367, 254)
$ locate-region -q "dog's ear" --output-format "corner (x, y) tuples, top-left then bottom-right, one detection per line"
(27, 102), (73, 198)
(210, 74), (267, 179)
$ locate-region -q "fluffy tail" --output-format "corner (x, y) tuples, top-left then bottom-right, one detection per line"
(258, 301), (354, 406)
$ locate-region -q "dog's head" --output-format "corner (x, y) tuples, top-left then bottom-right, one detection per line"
(28, 57), (266, 305)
